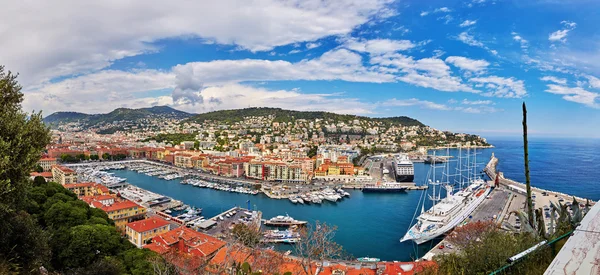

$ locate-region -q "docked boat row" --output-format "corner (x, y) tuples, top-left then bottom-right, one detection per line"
(288, 187), (350, 205)
(74, 167), (127, 187)
(262, 229), (301, 243)
(125, 163), (184, 180)
(181, 178), (260, 195)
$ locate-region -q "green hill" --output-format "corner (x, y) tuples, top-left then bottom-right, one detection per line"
(44, 106), (193, 127)
(184, 107), (425, 127)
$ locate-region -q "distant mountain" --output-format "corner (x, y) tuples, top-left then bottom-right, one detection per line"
(44, 106), (193, 128)
(43, 111), (93, 124)
(184, 107), (425, 127)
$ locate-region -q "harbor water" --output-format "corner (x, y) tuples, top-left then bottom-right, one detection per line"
(110, 137), (600, 261)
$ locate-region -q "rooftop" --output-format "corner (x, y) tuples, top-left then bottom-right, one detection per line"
(127, 217), (170, 233)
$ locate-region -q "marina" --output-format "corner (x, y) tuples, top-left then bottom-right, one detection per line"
(62, 138), (600, 261)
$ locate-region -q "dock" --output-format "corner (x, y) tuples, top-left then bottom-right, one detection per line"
(420, 154), (595, 261)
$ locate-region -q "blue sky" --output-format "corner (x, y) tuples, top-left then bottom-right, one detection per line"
(2, 0), (600, 137)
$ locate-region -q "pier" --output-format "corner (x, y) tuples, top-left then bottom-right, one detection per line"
(420, 154), (595, 261)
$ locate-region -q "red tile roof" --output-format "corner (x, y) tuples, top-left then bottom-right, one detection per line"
(99, 200), (141, 212)
(127, 217), (170, 233)
(148, 227), (225, 257)
(52, 165), (75, 174)
(30, 172), (53, 178)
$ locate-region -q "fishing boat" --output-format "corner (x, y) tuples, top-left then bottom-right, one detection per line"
(401, 148), (492, 245)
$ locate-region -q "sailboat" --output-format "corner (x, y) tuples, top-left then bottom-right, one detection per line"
(400, 147), (491, 245)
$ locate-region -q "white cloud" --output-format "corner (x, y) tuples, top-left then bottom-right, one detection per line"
(585, 75), (600, 89)
(469, 76), (527, 98)
(383, 98), (451, 110)
(23, 69), (176, 114)
(540, 76), (567, 85)
(445, 56), (490, 72)
(172, 49), (395, 90)
(343, 38), (416, 54)
(370, 53), (479, 93)
(457, 32), (484, 47)
(306, 42), (321, 49)
(0, 0), (396, 85)
(288, 49), (302, 54)
(461, 99), (493, 105)
(456, 31), (499, 56)
(545, 84), (599, 108)
(383, 98), (500, 113)
(432, 49), (446, 58)
(511, 32), (529, 49)
(459, 20), (477, 27)
(549, 21), (577, 43)
(434, 7), (452, 13)
(437, 15), (454, 24)
(420, 11), (429, 16)
(175, 84), (376, 115)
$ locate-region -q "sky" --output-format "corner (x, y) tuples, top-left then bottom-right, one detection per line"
(2, 0), (600, 138)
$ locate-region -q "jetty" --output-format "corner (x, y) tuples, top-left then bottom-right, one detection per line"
(420, 154), (594, 261)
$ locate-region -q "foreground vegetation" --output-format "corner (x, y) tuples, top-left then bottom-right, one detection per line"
(0, 66), (163, 274)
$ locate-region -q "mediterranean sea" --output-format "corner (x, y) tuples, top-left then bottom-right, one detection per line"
(110, 137), (600, 261)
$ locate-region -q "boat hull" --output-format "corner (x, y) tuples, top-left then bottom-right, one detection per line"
(395, 174), (414, 182)
(401, 186), (492, 245)
(362, 187), (407, 193)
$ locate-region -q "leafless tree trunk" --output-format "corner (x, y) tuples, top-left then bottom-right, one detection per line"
(294, 221), (346, 275)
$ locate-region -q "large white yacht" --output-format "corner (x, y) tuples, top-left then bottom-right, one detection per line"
(400, 148), (491, 244)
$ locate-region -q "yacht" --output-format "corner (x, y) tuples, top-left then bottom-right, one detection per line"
(264, 215), (307, 226)
(401, 148), (491, 245)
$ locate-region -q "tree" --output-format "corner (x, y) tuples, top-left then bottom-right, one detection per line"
(102, 153), (111, 160)
(232, 224), (262, 248)
(33, 176), (47, 186)
(90, 154), (99, 161)
(0, 65), (51, 272)
(294, 221), (347, 275)
(35, 164), (44, 173)
(522, 102), (534, 227)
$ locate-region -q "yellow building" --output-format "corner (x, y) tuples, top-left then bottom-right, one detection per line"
(64, 182), (110, 197)
(126, 217), (171, 248)
(51, 165), (77, 185)
(38, 157), (57, 171)
(84, 196), (146, 232)
(327, 166), (341, 176)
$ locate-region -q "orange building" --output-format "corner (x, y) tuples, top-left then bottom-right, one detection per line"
(63, 182), (110, 197)
(145, 227), (226, 274)
(126, 217), (171, 248)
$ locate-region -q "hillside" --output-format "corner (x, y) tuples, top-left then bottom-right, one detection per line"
(184, 107), (425, 127)
(44, 106), (193, 128)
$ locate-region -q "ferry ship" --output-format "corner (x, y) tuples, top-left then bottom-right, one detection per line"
(393, 154), (414, 182)
(362, 182), (407, 193)
(400, 148), (491, 245)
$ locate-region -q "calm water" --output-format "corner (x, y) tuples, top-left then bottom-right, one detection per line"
(111, 137), (600, 261)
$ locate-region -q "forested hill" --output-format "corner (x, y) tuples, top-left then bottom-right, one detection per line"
(44, 106), (193, 127)
(184, 107), (425, 127)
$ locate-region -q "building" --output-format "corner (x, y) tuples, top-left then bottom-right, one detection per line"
(63, 182), (110, 197)
(38, 157), (57, 171)
(84, 196), (146, 232)
(51, 165), (77, 185)
(126, 217), (171, 248)
(144, 227), (226, 274)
